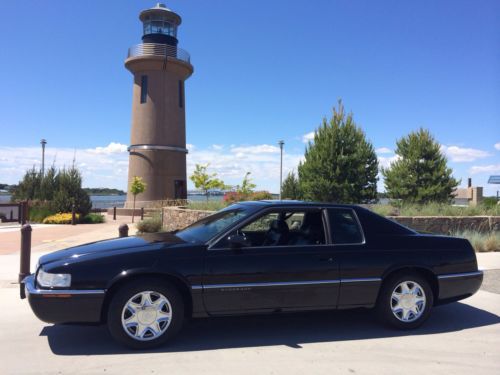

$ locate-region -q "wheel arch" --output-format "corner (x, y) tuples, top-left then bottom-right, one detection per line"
(100, 272), (193, 323)
(381, 266), (439, 303)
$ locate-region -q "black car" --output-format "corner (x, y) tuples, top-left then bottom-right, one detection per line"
(22, 201), (483, 349)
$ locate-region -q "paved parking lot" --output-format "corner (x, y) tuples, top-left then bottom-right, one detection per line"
(1, 286), (499, 375)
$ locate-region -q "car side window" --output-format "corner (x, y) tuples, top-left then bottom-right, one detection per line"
(214, 210), (326, 248)
(328, 209), (364, 245)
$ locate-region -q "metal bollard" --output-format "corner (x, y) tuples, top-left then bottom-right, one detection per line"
(113, 206), (117, 221)
(119, 223), (129, 238)
(19, 224), (32, 283)
(140, 207), (144, 221)
(71, 204), (76, 225)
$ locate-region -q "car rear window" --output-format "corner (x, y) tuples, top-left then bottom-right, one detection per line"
(327, 208), (364, 244)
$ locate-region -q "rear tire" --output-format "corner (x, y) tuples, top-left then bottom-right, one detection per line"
(107, 278), (184, 349)
(376, 272), (433, 329)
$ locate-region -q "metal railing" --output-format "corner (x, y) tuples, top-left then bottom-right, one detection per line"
(127, 43), (191, 64)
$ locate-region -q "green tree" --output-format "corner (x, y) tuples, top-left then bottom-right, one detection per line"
(281, 171), (301, 200)
(382, 128), (459, 204)
(53, 164), (92, 216)
(298, 100), (378, 203)
(189, 164), (226, 202)
(236, 172), (256, 195)
(130, 176), (147, 223)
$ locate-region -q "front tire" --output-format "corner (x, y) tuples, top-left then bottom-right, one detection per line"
(377, 272), (433, 329)
(107, 278), (184, 349)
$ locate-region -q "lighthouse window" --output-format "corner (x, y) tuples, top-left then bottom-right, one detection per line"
(140, 75), (148, 104)
(143, 17), (176, 37)
(178, 80), (184, 108)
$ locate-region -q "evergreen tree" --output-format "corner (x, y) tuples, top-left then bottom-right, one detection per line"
(382, 128), (459, 204)
(298, 101), (378, 203)
(281, 171), (301, 200)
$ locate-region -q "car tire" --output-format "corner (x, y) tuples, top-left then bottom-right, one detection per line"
(107, 278), (184, 349)
(376, 272), (434, 330)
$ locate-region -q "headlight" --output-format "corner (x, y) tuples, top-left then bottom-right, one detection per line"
(36, 269), (72, 288)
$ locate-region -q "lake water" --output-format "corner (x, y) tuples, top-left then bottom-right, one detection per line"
(0, 194), (223, 209)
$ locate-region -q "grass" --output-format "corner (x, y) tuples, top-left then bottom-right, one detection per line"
(451, 230), (500, 252)
(186, 200), (227, 211)
(29, 206), (57, 223)
(371, 202), (499, 217)
(136, 212), (163, 233)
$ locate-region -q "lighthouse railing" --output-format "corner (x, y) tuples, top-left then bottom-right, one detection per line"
(127, 43), (191, 64)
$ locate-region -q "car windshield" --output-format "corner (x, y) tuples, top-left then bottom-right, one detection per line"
(175, 204), (256, 243)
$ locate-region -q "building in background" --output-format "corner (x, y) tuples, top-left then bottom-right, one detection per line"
(125, 3), (193, 208)
(453, 178), (483, 206)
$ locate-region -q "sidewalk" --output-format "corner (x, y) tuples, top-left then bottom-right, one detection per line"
(0, 215), (137, 255)
(0, 215), (139, 287)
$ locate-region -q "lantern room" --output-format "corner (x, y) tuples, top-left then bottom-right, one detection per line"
(139, 3), (182, 46)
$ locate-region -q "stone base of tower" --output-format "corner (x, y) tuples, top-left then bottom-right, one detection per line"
(126, 149), (188, 206)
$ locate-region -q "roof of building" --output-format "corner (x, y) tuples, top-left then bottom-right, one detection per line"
(139, 3), (182, 25)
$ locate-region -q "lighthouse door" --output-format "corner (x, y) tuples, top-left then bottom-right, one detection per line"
(174, 180), (186, 199)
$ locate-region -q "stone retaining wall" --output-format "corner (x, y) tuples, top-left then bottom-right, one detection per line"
(162, 207), (499, 235)
(162, 206), (214, 232)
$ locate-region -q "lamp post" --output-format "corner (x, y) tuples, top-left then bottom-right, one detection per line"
(278, 140), (284, 200)
(40, 139), (47, 176)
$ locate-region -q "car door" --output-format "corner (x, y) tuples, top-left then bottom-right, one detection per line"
(326, 207), (382, 307)
(202, 207), (340, 314)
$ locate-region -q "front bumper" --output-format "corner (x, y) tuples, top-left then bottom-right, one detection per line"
(22, 275), (106, 324)
(437, 270), (483, 303)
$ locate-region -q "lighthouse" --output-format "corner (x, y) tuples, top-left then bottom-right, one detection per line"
(125, 3), (193, 208)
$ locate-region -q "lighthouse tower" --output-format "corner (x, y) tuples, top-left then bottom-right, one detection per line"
(125, 3), (193, 207)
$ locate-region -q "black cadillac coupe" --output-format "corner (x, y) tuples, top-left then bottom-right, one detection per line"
(22, 201), (483, 349)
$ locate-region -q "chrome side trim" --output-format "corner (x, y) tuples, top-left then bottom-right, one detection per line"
(128, 144), (189, 153)
(437, 271), (483, 280)
(191, 278), (383, 290)
(341, 277), (382, 283)
(23, 275), (105, 296)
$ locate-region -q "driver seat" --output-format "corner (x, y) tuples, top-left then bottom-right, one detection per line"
(262, 219), (289, 246)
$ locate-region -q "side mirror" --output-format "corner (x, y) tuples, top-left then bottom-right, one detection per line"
(227, 234), (249, 249)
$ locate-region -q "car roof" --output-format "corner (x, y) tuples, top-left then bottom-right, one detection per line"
(236, 200), (358, 209)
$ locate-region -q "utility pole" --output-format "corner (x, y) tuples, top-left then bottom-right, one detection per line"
(40, 139), (47, 176)
(278, 140), (284, 200)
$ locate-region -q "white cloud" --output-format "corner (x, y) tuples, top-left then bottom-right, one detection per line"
(494, 142), (500, 151)
(0, 144), (129, 189)
(469, 164), (500, 175)
(378, 155), (400, 169)
(230, 144), (280, 154)
(211, 144), (223, 150)
(376, 147), (393, 154)
(87, 142), (127, 154)
(0, 142), (305, 193)
(302, 131), (315, 143)
(440, 145), (491, 162)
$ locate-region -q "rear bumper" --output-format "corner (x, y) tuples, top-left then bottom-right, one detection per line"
(437, 271), (483, 304)
(23, 275), (105, 324)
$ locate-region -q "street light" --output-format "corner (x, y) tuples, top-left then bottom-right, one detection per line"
(278, 140), (284, 200)
(40, 139), (47, 176)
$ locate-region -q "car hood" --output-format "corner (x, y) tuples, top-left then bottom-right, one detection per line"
(38, 232), (189, 266)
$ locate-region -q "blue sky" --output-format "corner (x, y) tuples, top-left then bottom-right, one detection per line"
(0, 0), (499, 195)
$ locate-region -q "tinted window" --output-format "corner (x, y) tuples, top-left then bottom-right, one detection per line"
(216, 210), (325, 248)
(176, 207), (252, 243)
(328, 209), (364, 244)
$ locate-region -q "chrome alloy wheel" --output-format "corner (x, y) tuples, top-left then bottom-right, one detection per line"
(121, 291), (172, 341)
(390, 281), (426, 322)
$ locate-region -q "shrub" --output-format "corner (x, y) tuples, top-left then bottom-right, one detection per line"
(223, 191), (273, 204)
(82, 213), (105, 224)
(43, 213), (80, 224)
(187, 200), (227, 211)
(451, 230), (500, 252)
(136, 217), (163, 233)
